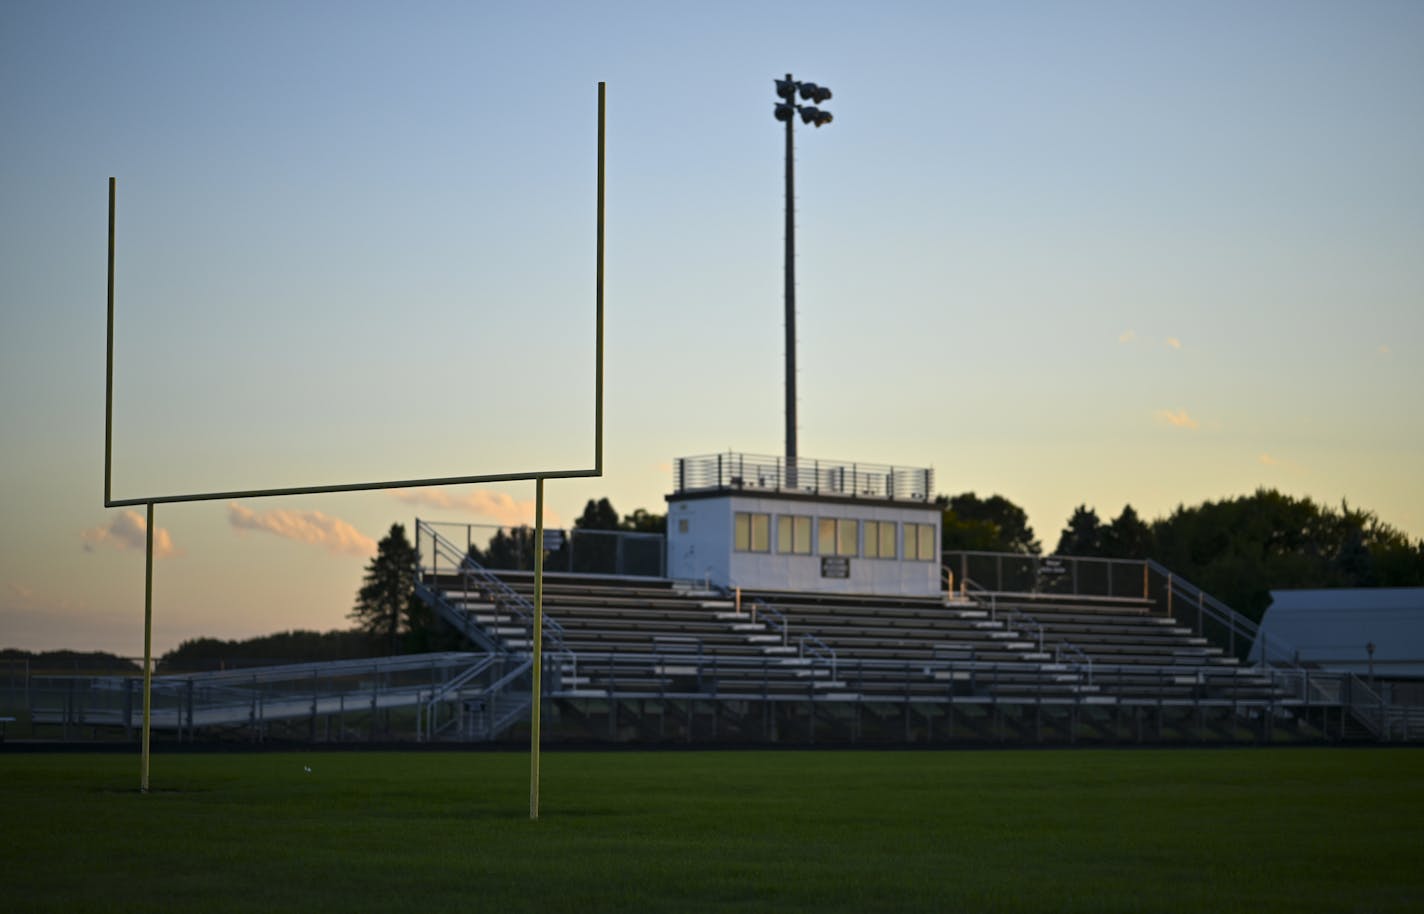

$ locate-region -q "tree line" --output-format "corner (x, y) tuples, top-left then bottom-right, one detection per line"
(941, 489), (1424, 623)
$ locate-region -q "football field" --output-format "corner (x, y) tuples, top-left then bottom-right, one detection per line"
(2, 747), (1419, 912)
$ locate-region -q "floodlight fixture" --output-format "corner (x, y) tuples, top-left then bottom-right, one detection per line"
(772, 73), (834, 485)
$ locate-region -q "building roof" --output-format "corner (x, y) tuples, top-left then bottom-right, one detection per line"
(1251, 587), (1424, 678)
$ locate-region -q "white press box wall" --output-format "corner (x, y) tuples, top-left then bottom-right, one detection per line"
(665, 492), (941, 597)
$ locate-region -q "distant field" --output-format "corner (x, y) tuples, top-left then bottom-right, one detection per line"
(2, 748), (1420, 913)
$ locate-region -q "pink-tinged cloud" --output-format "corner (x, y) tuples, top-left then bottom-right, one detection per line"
(227, 503), (376, 556)
(81, 510), (180, 558)
(1378, 344), (1391, 355)
(1155, 408), (1200, 430)
(1118, 329), (1136, 344)
(1259, 453), (1280, 466)
(394, 488), (559, 527)
(1166, 337), (1182, 350)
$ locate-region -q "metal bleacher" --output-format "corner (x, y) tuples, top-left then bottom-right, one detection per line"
(406, 528), (1346, 744)
(27, 525), (1404, 744)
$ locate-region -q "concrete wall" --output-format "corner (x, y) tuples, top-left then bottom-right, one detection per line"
(666, 493), (940, 597)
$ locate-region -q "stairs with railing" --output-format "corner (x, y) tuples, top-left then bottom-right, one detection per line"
(412, 520), (581, 739)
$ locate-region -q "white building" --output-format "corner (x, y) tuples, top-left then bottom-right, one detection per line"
(1251, 587), (1424, 680)
(665, 452), (941, 597)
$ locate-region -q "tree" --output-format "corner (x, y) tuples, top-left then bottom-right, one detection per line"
(575, 498), (620, 531)
(1056, 505), (1104, 556)
(1104, 505), (1153, 559)
(621, 508), (666, 533)
(1148, 489), (1424, 623)
(937, 492), (1041, 555)
(350, 523), (422, 654)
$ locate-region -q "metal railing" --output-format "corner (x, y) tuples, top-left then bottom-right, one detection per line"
(28, 652), (488, 737)
(675, 452), (934, 502)
(1144, 559), (1299, 667)
(944, 551), (1151, 601)
(415, 519), (571, 659)
(798, 634), (838, 681)
(1055, 643), (1094, 686)
(533, 649), (1288, 703)
(714, 586), (839, 683)
(418, 519), (666, 578)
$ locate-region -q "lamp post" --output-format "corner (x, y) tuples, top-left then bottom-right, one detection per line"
(774, 74), (832, 488)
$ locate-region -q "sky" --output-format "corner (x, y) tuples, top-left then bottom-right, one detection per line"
(3, 1), (1422, 657)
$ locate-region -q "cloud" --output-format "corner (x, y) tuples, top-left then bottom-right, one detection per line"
(1118, 330), (1136, 344)
(1155, 408), (1200, 430)
(227, 503), (375, 556)
(1259, 453), (1307, 473)
(81, 510), (180, 558)
(1166, 337), (1182, 350)
(393, 488), (560, 527)
(1378, 344), (1391, 356)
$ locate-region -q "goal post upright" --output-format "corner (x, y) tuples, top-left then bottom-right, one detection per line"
(104, 81), (606, 805)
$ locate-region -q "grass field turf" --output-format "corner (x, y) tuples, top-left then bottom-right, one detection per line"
(1, 747), (1420, 913)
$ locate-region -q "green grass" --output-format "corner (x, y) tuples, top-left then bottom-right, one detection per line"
(2, 748), (1421, 913)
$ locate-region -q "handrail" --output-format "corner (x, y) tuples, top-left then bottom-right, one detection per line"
(963, 576), (1095, 685)
(1143, 559), (1301, 669)
(417, 519), (570, 657)
(1055, 642), (1094, 686)
(424, 654), (499, 708)
(1344, 672), (1386, 740)
(716, 585), (790, 648)
(798, 633), (838, 681)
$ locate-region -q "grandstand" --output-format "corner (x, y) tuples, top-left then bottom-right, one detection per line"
(20, 452), (1418, 745)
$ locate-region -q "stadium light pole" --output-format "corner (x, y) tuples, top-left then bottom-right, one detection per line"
(773, 74), (832, 489)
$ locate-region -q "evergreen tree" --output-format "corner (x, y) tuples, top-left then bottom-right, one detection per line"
(1056, 505), (1105, 556)
(1104, 505), (1153, 559)
(575, 497), (621, 530)
(350, 523), (421, 654)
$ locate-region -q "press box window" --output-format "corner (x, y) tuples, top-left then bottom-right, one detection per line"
(818, 518), (858, 556)
(778, 515), (812, 554)
(904, 523), (936, 561)
(735, 512), (770, 552)
(865, 521), (897, 559)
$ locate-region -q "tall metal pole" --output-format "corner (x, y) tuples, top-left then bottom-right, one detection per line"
(530, 477), (544, 820)
(141, 502), (154, 793)
(106, 178), (115, 507)
(783, 73), (798, 487)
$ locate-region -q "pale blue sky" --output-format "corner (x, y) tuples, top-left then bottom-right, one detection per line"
(3, 1), (1421, 654)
